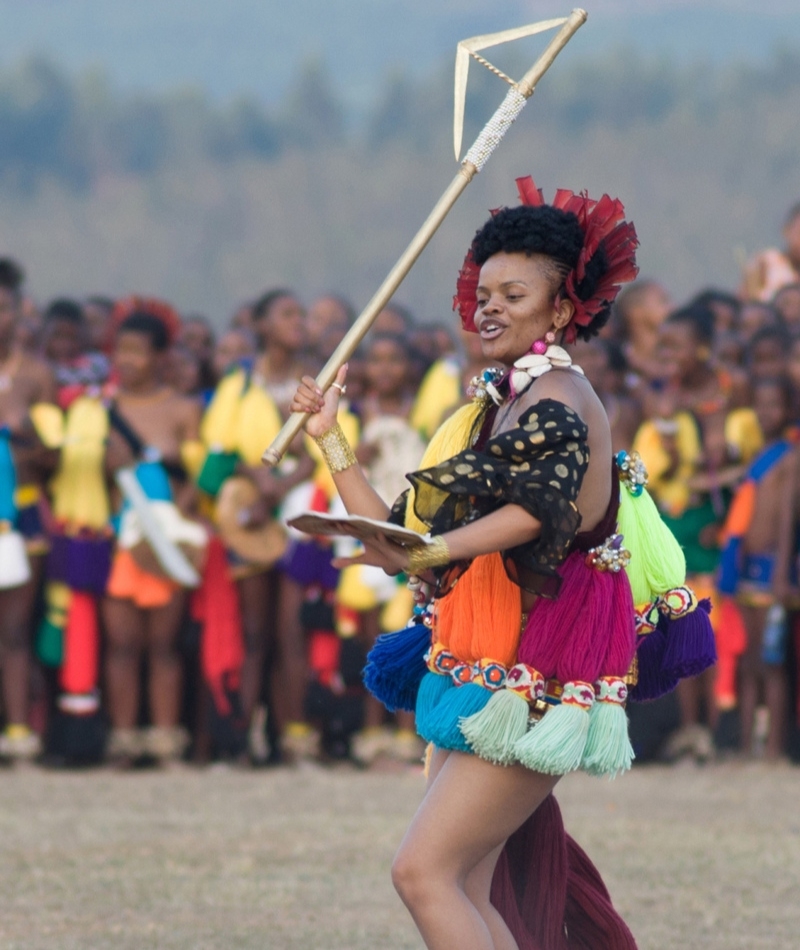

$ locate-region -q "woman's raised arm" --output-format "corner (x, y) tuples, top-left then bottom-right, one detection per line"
(289, 366), (392, 522)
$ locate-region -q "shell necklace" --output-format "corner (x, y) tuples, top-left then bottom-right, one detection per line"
(470, 345), (584, 407)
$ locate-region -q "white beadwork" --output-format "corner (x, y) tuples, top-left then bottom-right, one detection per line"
(463, 87), (528, 172)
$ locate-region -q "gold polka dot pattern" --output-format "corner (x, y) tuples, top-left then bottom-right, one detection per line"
(405, 399), (590, 598)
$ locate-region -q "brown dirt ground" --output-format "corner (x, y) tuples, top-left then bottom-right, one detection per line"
(0, 759), (798, 950)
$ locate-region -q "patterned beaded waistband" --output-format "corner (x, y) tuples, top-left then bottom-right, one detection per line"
(424, 641), (629, 716)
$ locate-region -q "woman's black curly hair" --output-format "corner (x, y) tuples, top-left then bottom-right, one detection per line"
(470, 205), (612, 340)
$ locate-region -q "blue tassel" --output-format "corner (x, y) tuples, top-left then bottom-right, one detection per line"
(423, 683), (492, 752)
(415, 672), (453, 743)
(363, 622), (431, 712)
(629, 623), (679, 702)
(662, 599), (717, 680)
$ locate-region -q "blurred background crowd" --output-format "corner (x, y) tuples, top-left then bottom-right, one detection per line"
(1, 193), (800, 771)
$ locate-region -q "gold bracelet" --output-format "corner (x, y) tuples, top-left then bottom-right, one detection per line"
(312, 423), (357, 474)
(407, 536), (450, 573)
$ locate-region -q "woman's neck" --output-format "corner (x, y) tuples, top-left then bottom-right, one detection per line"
(120, 379), (163, 399)
(681, 363), (713, 392)
(258, 346), (296, 379)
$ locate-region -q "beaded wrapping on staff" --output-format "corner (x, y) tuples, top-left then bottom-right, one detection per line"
(463, 87), (528, 171)
(311, 423), (357, 474)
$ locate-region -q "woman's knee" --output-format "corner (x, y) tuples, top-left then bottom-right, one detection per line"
(391, 843), (451, 909)
(391, 848), (426, 906)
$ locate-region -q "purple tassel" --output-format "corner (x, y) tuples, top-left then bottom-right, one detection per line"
(629, 622), (679, 702)
(48, 534), (112, 595)
(661, 599), (717, 680)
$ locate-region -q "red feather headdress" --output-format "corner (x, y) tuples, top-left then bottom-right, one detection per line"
(453, 176), (639, 343)
(108, 296), (182, 348)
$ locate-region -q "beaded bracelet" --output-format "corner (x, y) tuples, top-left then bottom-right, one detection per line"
(407, 535), (450, 573)
(312, 423), (357, 473)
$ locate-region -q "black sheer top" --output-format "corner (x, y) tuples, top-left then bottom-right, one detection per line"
(391, 398), (591, 597)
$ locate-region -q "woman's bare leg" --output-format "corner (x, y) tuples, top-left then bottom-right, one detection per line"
(237, 571), (271, 722)
(146, 591), (187, 728)
(273, 572), (307, 728)
(392, 750), (559, 950)
(103, 596), (146, 729)
(0, 556), (44, 725)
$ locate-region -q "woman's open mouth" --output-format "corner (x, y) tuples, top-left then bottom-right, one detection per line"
(479, 321), (505, 341)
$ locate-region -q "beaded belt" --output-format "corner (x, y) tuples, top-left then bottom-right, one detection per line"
(424, 641), (629, 721)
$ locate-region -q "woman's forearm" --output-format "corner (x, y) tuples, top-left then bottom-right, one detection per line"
(332, 463), (391, 521)
(440, 504), (540, 562)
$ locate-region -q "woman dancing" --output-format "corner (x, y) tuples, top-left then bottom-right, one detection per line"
(290, 178), (714, 949)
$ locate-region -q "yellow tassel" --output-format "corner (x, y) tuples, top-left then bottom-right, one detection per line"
(50, 396), (110, 530)
(404, 400), (485, 534)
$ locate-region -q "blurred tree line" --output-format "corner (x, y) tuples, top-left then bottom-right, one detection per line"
(4, 48), (800, 189)
(1, 46), (799, 318)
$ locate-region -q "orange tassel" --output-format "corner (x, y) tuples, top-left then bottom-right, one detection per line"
(434, 553), (521, 666)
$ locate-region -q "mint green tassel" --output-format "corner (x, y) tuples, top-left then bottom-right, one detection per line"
(581, 703), (634, 778)
(460, 689), (530, 765)
(618, 486), (686, 605)
(415, 672), (453, 744)
(512, 704), (590, 775)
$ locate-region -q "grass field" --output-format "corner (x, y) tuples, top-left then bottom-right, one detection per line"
(0, 760), (798, 949)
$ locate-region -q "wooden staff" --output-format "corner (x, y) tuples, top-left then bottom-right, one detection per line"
(263, 8), (587, 466)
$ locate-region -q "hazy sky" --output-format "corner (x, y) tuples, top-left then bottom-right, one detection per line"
(0, 0), (797, 108)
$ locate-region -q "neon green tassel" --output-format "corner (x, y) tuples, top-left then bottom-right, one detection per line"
(460, 689), (530, 765)
(512, 704), (590, 775)
(581, 703), (634, 778)
(618, 486), (686, 605)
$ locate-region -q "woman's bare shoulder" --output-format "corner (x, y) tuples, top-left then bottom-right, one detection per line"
(524, 369), (597, 419)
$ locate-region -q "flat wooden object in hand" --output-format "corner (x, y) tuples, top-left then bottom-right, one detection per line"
(287, 511), (432, 547)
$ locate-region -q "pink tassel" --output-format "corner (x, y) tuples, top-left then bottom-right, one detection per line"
(598, 571), (637, 677)
(519, 554), (633, 686)
(518, 554), (589, 677)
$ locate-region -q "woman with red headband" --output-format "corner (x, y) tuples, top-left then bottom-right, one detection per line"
(291, 178), (714, 950)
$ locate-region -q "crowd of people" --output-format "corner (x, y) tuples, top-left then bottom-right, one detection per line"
(1, 198), (800, 770)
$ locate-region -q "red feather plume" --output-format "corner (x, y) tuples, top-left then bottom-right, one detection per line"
(453, 176), (639, 339)
(108, 296), (182, 348)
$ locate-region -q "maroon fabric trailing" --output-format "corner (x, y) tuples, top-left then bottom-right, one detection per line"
(564, 837), (639, 949)
(491, 795), (638, 949)
(491, 794), (568, 950)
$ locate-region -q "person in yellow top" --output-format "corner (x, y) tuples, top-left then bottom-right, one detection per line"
(0, 258), (59, 762)
(201, 288), (359, 763)
(634, 303), (762, 762)
(102, 310), (206, 766)
(410, 327), (489, 440)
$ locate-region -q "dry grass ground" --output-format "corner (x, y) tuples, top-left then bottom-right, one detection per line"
(0, 760), (798, 950)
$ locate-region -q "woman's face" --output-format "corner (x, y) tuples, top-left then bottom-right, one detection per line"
(114, 331), (159, 389)
(258, 295), (306, 353)
(475, 252), (567, 367)
(365, 338), (409, 397)
(658, 321), (704, 381)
